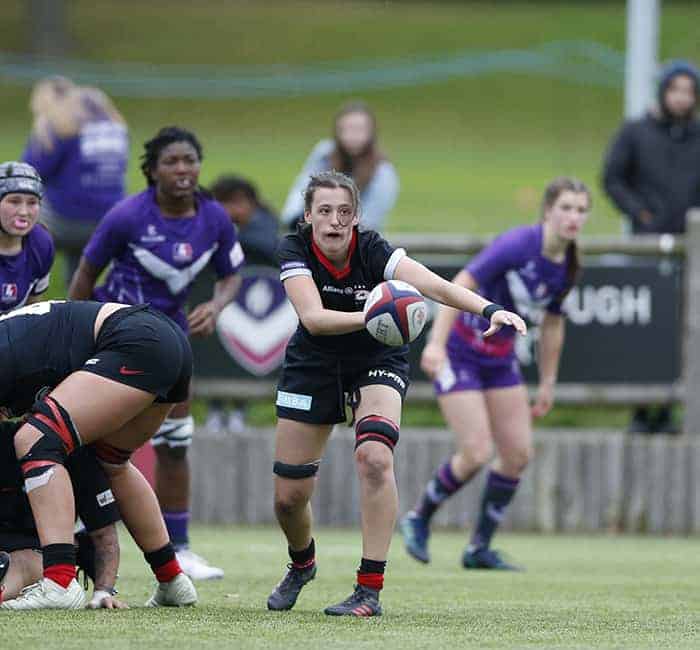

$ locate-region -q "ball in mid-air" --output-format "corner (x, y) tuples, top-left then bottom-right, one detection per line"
(363, 280), (427, 346)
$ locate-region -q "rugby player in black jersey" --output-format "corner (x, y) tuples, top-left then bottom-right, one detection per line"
(267, 171), (526, 616)
(0, 419), (124, 608)
(0, 301), (197, 609)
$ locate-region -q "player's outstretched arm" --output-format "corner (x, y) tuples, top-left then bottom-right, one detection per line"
(393, 256), (527, 338)
(283, 275), (365, 336)
(87, 524), (128, 609)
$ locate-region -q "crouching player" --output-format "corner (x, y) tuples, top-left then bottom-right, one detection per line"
(0, 419), (123, 608)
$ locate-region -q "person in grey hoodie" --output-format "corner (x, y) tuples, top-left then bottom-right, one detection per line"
(280, 101), (399, 233)
(603, 60), (700, 433)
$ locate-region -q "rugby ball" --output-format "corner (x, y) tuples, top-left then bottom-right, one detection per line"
(363, 280), (427, 346)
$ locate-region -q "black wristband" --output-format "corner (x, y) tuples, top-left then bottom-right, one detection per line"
(482, 303), (505, 320)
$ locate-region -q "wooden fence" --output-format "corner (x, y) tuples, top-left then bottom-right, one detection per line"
(190, 427), (700, 534)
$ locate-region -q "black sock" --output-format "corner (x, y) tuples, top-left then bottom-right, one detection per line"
(358, 558), (385, 591)
(43, 543), (76, 569)
(470, 470), (519, 550)
(289, 538), (315, 569)
(144, 542), (176, 570)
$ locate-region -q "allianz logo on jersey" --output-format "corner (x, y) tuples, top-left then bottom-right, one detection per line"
(140, 224), (166, 243)
(322, 284), (369, 301)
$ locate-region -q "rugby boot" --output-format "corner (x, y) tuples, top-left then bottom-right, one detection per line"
(1, 577), (86, 610)
(267, 563), (316, 611)
(176, 549), (224, 581)
(145, 572), (198, 607)
(399, 511), (431, 563)
(324, 584), (382, 617)
(462, 547), (522, 571)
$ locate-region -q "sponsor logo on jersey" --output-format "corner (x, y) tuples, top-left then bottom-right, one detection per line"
(216, 267), (297, 376)
(96, 489), (116, 507)
(173, 242), (194, 263)
(85, 358), (100, 365)
(322, 284), (345, 294)
(140, 224), (166, 243)
(1, 283), (18, 303)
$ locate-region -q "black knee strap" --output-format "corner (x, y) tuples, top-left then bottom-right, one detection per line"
(93, 440), (133, 466)
(26, 395), (81, 455)
(355, 415), (400, 452)
(273, 460), (320, 479)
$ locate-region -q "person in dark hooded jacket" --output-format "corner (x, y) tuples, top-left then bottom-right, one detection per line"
(603, 60), (700, 235)
(603, 60), (700, 433)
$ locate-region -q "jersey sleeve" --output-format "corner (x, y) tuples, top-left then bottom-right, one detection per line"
(31, 227), (55, 296)
(277, 233), (312, 282)
(364, 230), (406, 283)
(82, 201), (131, 271)
(209, 206), (245, 278)
(69, 448), (121, 532)
(467, 228), (529, 288)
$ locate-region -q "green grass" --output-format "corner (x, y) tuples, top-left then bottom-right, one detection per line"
(4, 525), (700, 648)
(2, 1), (700, 234)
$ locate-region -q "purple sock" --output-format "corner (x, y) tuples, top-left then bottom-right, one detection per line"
(414, 459), (470, 522)
(163, 510), (190, 550)
(470, 470), (519, 550)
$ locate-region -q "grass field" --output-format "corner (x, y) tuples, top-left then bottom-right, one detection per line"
(4, 525), (699, 649)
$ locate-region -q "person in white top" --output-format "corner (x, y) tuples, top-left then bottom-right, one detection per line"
(280, 101), (399, 233)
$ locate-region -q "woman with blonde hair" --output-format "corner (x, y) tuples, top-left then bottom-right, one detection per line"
(22, 77), (129, 287)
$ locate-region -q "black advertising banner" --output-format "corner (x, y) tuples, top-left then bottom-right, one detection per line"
(189, 258), (682, 386)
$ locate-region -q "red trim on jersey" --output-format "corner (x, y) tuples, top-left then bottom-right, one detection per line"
(311, 229), (358, 280)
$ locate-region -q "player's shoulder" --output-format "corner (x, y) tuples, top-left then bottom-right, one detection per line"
(106, 188), (152, 221)
(26, 223), (54, 252)
(197, 191), (229, 222)
(492, 223), (539, 255)
(277, 224), (311, 258)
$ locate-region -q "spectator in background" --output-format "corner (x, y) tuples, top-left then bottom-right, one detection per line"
(22, 76), (129, 288)
(603, 59), (700, 434)
(207, 175), (281, 433)
(280, 101), (399, 232)
(211, 175), (279, 266)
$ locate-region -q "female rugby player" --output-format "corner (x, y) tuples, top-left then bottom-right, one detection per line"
(400, 177), (590, 570)
(267, 171), (526, 617)
(69, 127), (244, 580)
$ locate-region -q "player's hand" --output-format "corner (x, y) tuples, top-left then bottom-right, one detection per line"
(483, 310), (527, 337)
(531, 382), (555, 418)
(188, 301), (220, 336)
(420, 342), (447, 379)
(87, 590), (129, 609)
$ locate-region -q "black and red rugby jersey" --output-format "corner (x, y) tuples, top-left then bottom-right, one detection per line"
(277, 224), (407, 356)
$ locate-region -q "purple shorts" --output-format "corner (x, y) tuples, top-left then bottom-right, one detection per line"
(433, 341), (523, 395)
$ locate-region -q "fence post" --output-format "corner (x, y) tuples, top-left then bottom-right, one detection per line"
(683, 209), (700, 434)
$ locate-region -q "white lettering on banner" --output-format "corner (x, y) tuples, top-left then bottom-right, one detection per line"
(564, 285), (652, 326)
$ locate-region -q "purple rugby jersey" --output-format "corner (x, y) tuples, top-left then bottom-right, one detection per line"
(0, 225), (55, 313)
(84, 187), (245, 331)
(452, 223), (572, 360)
(22, 120), (128, 222)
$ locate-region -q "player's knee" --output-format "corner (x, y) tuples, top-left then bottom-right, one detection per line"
(155, 444), (188, 462)
(355, 444), (394, 488)
(150, 416), (194, 454)
(17, 395), (81, 492)
(502, 444), (533, 475)
(456, 437), (492, 470)
(354, 415), (400, 453)
(274, 485), (311, 518)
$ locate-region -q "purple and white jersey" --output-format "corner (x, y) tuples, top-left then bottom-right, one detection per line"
(84, 187), (244, 331)
(453, 223), (572, 358)
(0, 226), (54, 314)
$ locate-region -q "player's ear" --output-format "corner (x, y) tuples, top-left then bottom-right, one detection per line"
(303, 210), (313, 224)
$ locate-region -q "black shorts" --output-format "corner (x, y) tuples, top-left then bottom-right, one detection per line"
(276, 339), (410, 425)
(0, 529), (41, 553)
(81, 305), (192, 404)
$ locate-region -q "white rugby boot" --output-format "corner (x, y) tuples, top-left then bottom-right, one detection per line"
(1, 578), (86, 610)
(145, 572), (197, 607)
(176, 549), (224, 581)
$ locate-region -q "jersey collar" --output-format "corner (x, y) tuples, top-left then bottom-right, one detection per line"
(311, 228), (358, 280)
